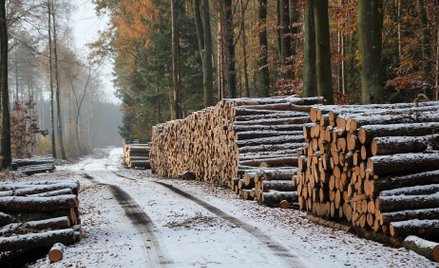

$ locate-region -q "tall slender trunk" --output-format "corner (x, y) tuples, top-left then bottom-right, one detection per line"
(358, 0), (383, 104)
(417, 0), (432, 96)
(171, 0), (182, 119)
(194, 0), (214, 106)
(258, 0), (270, 96)
(51, 0), (66, 159)
(224, 0), (237, 97)
(240, 0), (250, 97)
(313, 0), (333, 103)
(280, 0), (291, 79)
(436, 27), (439, 100)
(303, 0), (317, 97)
(47, 0), (56, 158)
(0, 0), (11, 169)
(397, 0), (401, 66)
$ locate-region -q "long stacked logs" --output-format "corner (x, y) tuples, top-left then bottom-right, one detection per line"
(11, 156), (55, 175)
(297, 100), (439, 241)
(123, 144), (151, 169)
(0, 180), (82, 253)
(150, 96), (323, 203)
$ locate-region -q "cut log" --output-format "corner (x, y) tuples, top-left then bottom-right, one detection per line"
(0, 195), (79, 213)
(234, 124), (304, 133)
(237, 130), (303, 140)
(381, 208), (439, 225)
(376, 192), (439, 212)
(239, 143), (304, 154)
(29, 188), (73, 197)
(234, 116), (309, 126)
(389, 219), (439, 238)
(0, 228), (76, 252)
(358, 122), (439, 144)
(380, 184), (439, 197)
(371, 134), (439, 156)
(374, 170), (439, 193)
(237, 135), (305, 147)
(367, 153), (439, 176)
(260, 190), (298, 207)
(49, 242), (65, 263)
(0, 181), (80, 196)
(128, 159), (151, 169)
(402, 235), (439, 262)
(262, 180), (296, 192)
(236, 112), (309, 122)
(240, 157), (298, 167)
(0, 216), (71, 236)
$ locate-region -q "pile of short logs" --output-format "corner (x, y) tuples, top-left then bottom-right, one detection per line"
(11, 156), (55, 175)
(150, 96), (324, 207)
(297, 100), (439, 241)
(123, 144), (151, 169)
(0, 180), (82, 257)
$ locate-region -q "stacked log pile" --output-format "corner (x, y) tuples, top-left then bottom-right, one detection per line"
(297, 101), (439, 241)
(11, 156), (55, 175)
(123, 144), (151, 169)
(0, 180), (82, 254)
(150, 96), (323, 205)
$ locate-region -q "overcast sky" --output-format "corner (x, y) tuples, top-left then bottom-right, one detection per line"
(71, 0), (119, 104)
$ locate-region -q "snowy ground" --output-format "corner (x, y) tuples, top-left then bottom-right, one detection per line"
(6, 147), (436, 267)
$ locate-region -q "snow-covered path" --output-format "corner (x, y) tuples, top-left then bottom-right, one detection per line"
(27, 148), (436, 267)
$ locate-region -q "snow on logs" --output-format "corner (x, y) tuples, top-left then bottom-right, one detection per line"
(0, 180), (82, 254)
(11, 156), (55, 175)
(123, 143), (151, 169)
(150, 96), (324, 207)
(297, 100), (439, 242)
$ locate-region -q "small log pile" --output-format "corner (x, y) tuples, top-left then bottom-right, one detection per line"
(11, 156), (55, 175)
(297, 100), (439, 240)
(123, 144), (151, 169)
(150, 96), (323, 198)
(0, 180), (82, 254)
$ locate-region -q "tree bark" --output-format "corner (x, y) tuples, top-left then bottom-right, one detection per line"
(280, 0), (291, 80)
(224, 0), (237, 97)
(51, 0), (66, 160)
(377, 192), (439, 212)
(373, 169), (439, 193)
(0, 0), (11, 169)
(261, 190), (298, 207)
(313, 0), (334, 104)
(303, 0), (317, 97)
(257, 0), (270, 96)
(171, 0), (183, 119)
(381, 208), (439, 225)
(240, 0), (250, 97)
(402, 235), (439, 262)
(389, 219), (439, 238)
(358, 0), (383, 104)
(367, 153), (439, 176)
(194, 0), (214, 107)
(0, 195), (78, 213)
(371, 134), (439, 156)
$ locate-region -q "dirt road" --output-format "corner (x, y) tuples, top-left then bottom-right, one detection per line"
(26, 148), (435, 267)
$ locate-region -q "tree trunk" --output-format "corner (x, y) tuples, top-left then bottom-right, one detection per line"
(417, 0), (432, 96)
(389, 219), (439, 238)
(0, 195), (78, 213)
(373, 170), (439, 193)
(358, 0), (383, 104)
(367, 153), (439, 176)
(257, 0), (270, 97)
(280, 0), (291, 80)
(171, 0), (183, 119)
(377, 192), (439, 212)
(224, 0), (237, 97)
(303, 0), (317, 97)
(240, 0), (250, 97)
(0, 0), (11, 169)
(402, 235), (439, 262)
(313, 0), (333, 104)
(194, 0), (214, 107)
(381, 208), (439, 225)
(51, 0), (66, 160)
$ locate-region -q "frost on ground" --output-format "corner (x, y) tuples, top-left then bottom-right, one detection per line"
(3, 147), (435, 268)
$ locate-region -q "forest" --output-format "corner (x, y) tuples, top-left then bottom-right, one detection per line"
(0, 0), (121, 169)
(90, 0), (439, 142)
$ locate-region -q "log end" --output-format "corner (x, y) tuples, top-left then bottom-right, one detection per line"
(49, 242), (65, 263)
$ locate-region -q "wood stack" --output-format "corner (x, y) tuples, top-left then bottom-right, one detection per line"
(150, 96), (323, 193)
(297, 100), (439, 241)
(123, 144), (151, 169)
(11, 156), (55, 175)
(0, 180), (82, 253)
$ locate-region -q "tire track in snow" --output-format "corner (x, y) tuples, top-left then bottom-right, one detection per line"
(154, 181), (308, 268)
(82, 173), (171, 267)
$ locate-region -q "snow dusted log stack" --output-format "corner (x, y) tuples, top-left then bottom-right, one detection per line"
(11, 156), (55, 175)
(297, 100), (439, 241)
(150, 96), (323, 195)
(0, 180), (82, 253)
(123, 144), (151, 169)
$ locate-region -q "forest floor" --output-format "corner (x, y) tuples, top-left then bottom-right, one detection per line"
(5, 148), (437, 267)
